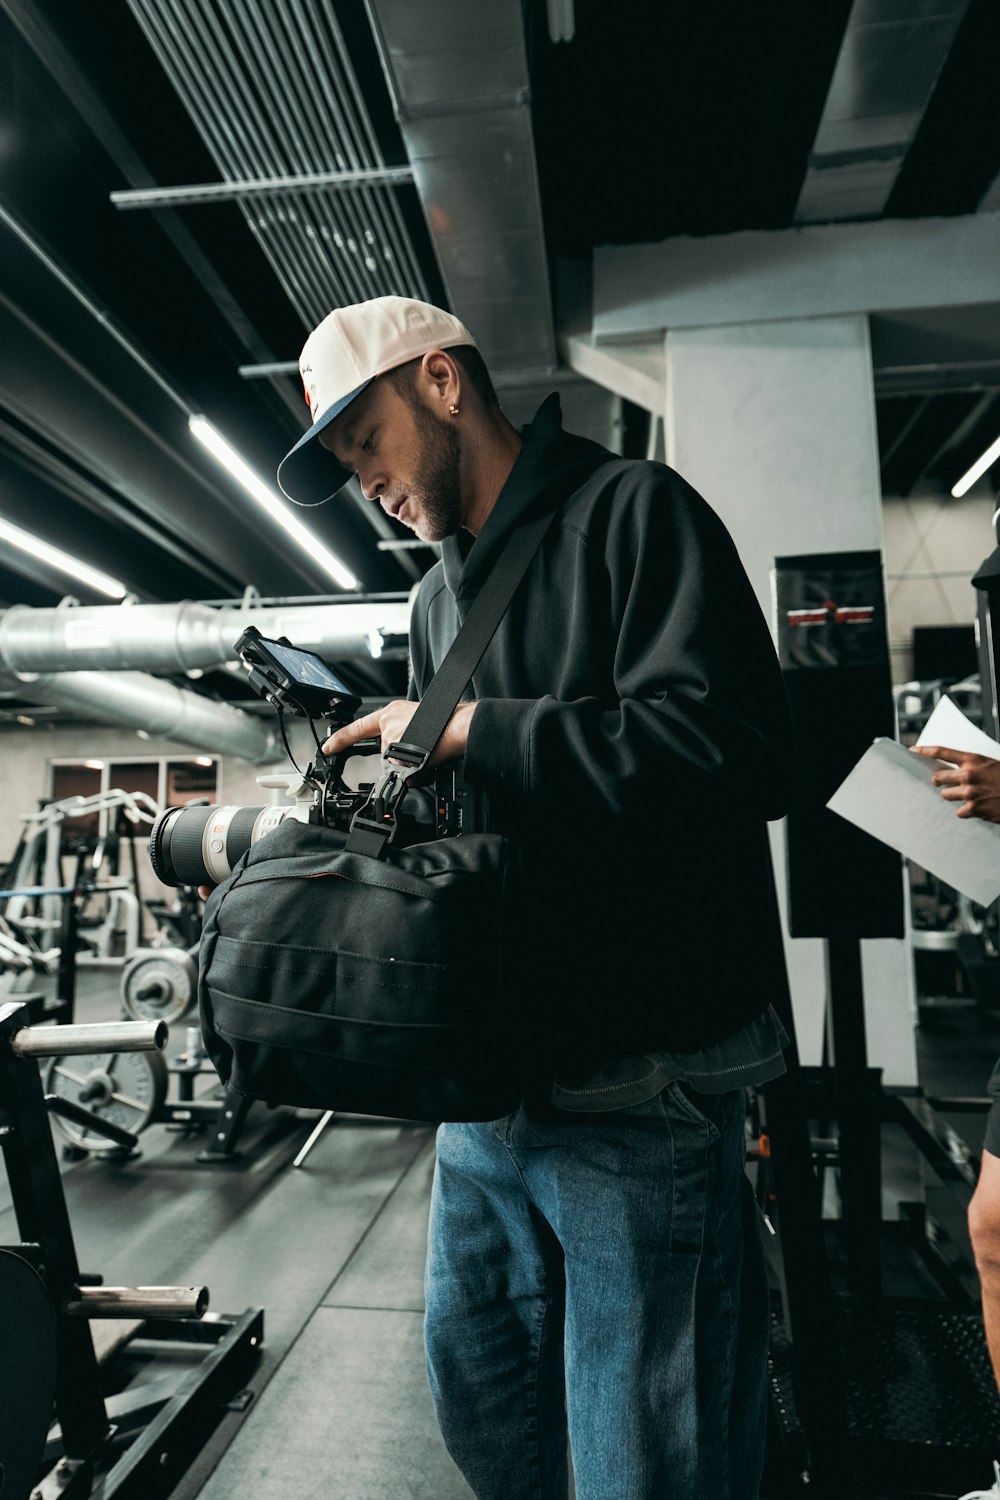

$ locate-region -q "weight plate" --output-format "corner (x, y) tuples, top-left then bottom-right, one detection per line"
(121, 947), (198, 1024)
(44, 1048), (169, 1150)
(0, 1249), (57, 1499)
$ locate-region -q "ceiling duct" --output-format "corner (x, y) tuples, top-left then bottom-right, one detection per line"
(0, 666), (279, 763)
(364, 0), (556, 376)
(0, 600), (410, 674)
(795, 0), (972, 224)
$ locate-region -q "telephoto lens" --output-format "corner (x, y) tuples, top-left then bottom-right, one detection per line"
(148, 803), (299, 888)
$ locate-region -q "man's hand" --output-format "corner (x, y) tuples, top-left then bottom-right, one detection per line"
(913, 744), (1000, 823)
(322, 699), (477, 767)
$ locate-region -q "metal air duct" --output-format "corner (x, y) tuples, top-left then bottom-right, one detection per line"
(0, 665), (279, 764)
(795, 0), (972, 223)
(364, 0), (556, 378)
(0, 600), (411, 674)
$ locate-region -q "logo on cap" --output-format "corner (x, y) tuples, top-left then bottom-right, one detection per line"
(301, 362), (318, 418)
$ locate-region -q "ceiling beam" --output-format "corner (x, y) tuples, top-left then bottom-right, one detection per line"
(557, 329), (664, 415)
(593, 211), (1000, 340)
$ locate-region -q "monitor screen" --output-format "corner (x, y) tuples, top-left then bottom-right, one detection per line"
(263, 639), (354, 696)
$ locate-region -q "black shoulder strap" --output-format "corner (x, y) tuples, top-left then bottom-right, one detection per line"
(345, 508), (555, 857)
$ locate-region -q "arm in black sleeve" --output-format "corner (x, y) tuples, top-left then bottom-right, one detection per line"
(464, 464), (795, 822)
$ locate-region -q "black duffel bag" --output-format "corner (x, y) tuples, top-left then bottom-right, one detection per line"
(196, 511), (555, 1123)
(198, 818), (526, 1122)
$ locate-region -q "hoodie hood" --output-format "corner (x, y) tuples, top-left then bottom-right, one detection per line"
(440, 394), (612, 601)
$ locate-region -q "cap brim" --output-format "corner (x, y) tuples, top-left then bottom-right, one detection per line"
(276, 378), (372, 506)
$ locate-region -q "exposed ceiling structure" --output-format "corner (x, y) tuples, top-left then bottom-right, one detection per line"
(1, 0), (999, 728)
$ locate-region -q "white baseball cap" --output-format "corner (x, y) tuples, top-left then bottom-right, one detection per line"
(277, 295), (477, 506)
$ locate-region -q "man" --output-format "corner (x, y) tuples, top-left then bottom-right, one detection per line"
(915, 742), (1000, 1396)
(277, 296), (795, 1499)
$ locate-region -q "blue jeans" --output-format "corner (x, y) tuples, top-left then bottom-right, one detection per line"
(424, 1085), (767, 1500)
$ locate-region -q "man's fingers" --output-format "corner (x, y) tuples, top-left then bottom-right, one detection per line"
(913, 744), (961, 762)
(323, 708), (384, 753)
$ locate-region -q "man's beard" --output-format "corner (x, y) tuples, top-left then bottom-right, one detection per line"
(405, 407), (462, 541)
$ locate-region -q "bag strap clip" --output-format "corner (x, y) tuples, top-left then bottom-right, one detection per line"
(346, 767), (410, 851)
(382, 740), (429, 771)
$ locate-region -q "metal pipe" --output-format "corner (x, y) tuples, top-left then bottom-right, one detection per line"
(64, 1285), (209, 1319)
(0, 664), (279, 762)
(175, 0), (362, 314)
(0, 600), (410, 672)
(239, 361), (298, 378)
(175, 0), (377, 310)
(137, 3), (316, 321)
(317, 5), (427, 295)
(131, 0), (342, 318)
(111, 164), (415, 209)
(219, 0), (385, 305)
(246, 0), (405, 302)
(127, 0), (426, 327)
(10, 1019), (167, 1058)
(280, 1), (423, 298)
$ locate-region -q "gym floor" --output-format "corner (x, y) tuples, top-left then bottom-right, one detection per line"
(4, 966), (999, 1500)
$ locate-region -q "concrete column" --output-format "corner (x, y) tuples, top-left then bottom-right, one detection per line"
(664, 313), (917, 1085)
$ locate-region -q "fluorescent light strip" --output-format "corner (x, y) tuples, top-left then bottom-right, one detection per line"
(952, 433), (1000, 499)
(0, 515), (127, 599)
(189, 416), (359, 591)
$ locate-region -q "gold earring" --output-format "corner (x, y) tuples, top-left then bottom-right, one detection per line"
(448, 402), (460, 416)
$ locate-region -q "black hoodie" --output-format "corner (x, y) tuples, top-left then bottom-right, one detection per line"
(409, 396), (795, 1064)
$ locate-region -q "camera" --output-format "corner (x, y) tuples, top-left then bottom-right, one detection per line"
(148, 627), (479, 889)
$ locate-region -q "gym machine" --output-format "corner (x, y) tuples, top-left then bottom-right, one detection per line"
(4, 790), (161, 963)
(0, 882), (264, 1165)
(0, 997), (263, 1500)
(42, 1021), (265, 1167)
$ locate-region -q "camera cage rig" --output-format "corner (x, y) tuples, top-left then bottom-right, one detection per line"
(233, 624), (361, 726)
(232, 625), (380, 820)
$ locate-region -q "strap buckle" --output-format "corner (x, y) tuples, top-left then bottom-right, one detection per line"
(348, 766), (411, 848)
(383, 739), (430, 772)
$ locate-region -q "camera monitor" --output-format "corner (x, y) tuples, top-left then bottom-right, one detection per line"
(233, 626), (361, 722)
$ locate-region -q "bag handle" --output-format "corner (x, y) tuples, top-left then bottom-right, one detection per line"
(346, 508), (556, 858)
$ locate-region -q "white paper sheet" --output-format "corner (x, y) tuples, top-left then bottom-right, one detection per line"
(916, 695), (1000, 761)
(827, 736), (1000, 906)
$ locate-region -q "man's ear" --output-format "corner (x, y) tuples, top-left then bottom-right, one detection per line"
(419, 349), (461, 411)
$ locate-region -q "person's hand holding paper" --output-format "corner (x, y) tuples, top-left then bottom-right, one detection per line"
(913, 746), (1000, 822)
(826, 695), (1000, 906)
(912, 693), (1000, 824)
